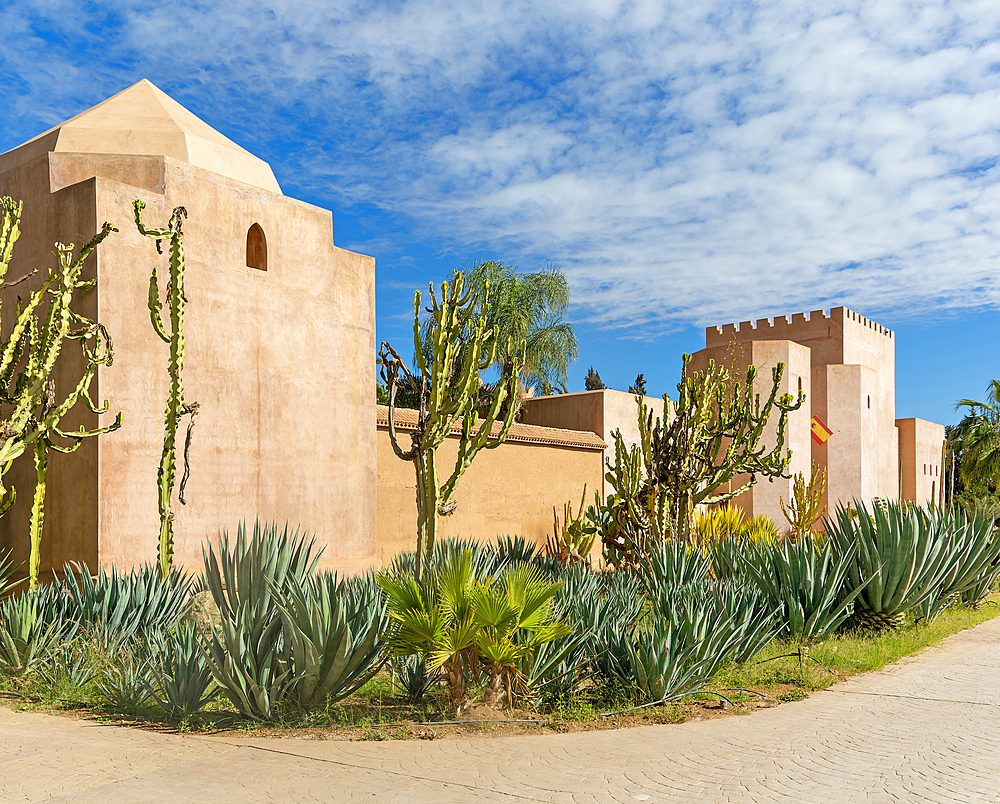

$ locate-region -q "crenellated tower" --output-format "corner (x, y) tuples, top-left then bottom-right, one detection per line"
(695, 306), (900, 522)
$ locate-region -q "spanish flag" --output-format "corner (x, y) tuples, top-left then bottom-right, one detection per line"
(811, 416), (833, 444)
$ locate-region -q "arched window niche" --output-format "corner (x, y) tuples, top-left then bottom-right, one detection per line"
(246, 223), (267, 271)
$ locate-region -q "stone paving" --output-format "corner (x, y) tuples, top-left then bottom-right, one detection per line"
(4, 618), (1000, 803)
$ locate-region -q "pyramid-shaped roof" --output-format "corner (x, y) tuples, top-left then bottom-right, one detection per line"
(0, 80), (281, 194)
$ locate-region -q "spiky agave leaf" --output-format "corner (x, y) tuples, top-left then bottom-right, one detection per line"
(274, 577), (385, 711)
(202, 521), (320, 623)
(829, 501), (960, 628)
(741, 536), (863, 647)
(146, 625), (219, 719)
(913, 507), (1000, 620)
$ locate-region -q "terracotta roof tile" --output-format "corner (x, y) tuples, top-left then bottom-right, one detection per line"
(376, 405), (605, 451)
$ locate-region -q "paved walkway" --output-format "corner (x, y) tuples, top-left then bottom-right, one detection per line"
(4, 619), (1000, 803)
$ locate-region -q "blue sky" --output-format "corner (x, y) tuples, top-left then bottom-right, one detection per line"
(1, 0), (998, 425)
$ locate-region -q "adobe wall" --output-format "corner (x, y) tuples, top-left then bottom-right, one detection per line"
(896, 418), (946, 507)
(520, 388), (664, 498)
(687, 340), (812, 527)
(812, 363), (880, 514)
(0, 151), (377, 576)
(376, 408), (605, 565)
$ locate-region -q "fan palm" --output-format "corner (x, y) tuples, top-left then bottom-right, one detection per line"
(951, 380), (1000, 491)
(377, 549), (570, 713)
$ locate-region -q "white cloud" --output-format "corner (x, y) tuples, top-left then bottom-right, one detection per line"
(3, 0), (1000, 334)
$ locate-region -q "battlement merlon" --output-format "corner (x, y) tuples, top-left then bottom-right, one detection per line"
(706, 306), (893, 347)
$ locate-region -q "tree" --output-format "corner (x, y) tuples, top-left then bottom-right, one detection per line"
(380, 272), (525, 579)
(950, 380), (1000, 492)
(584, 367), (605, 391)
(603, 354), (804, 566)
(628, 373), (646, 396)
(427, 261), (577, 399)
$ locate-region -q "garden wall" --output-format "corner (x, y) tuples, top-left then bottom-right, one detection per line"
(376, 406), (606, 565)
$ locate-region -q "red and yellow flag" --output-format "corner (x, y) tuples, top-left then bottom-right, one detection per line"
(811, 416), (833, 444)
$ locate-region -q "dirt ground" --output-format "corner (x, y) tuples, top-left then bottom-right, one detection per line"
(14, 683), (813, 743)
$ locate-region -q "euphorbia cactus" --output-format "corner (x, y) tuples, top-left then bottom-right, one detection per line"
(133, 201), (199, 579)
(379, 272), (525, 579)
(0, 197), (123, 590)
(604, 354), (804, 561)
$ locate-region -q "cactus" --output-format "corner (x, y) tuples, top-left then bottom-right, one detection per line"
(133, 201), (199, 579)
(0, 197), (123, 590)
(780, 461), (827, 540)
(604, 354), (804, 560)
(379, 272), (524, 579)
(546, 485), (599, 566)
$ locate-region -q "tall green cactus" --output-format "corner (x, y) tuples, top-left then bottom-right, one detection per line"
(604, 354), (804, 559)
(133, 201), (199, 579)
(0, 197), (123, 590)
(379, 272), (525, 579)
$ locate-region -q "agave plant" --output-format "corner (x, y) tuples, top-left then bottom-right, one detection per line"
(625, 619), (703, 702)
(565, 573), (644, 681)
(203, 600), (289, 720)
(0, 593), (75, 675)
(98, 650), (156, 712)
(657, 580), (782, 670)
(389, 536), (509, 582)
(0, 549), (22, 598)
(390, 654), (437, 704)
(203, 521), (320, 624)
(495, 535), (539, 566)
(56, 562), (192, 641)
(828, 501), (961, 629)
(741, 536), (863, 649)
(912, 507), (1000, 621)
(519, 630), (590, 706)
(274, 575), (385, 711)
(146, 625), (219, 719)
(37, 638), (95, 689)
(638, 538), (712, 593)
(706, 534), (749, 581)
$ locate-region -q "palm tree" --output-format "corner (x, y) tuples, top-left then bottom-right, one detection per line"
(951, 380), (1000, 491)
(423, 260), (579, 399)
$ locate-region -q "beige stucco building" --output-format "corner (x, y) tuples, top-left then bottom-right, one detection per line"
(0, 80), (377, 577)
(691, 307), (944, 524)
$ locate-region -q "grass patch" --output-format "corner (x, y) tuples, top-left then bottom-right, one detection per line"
(717, 595), (1000, 694)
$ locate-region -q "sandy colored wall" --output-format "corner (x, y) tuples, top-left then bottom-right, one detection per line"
(688, 340), (812, 528)
(0, 152), (376, 576)
(376, 424), (604, 566)
(896, 418), (946, 507)
(520, 389), (664, 498)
